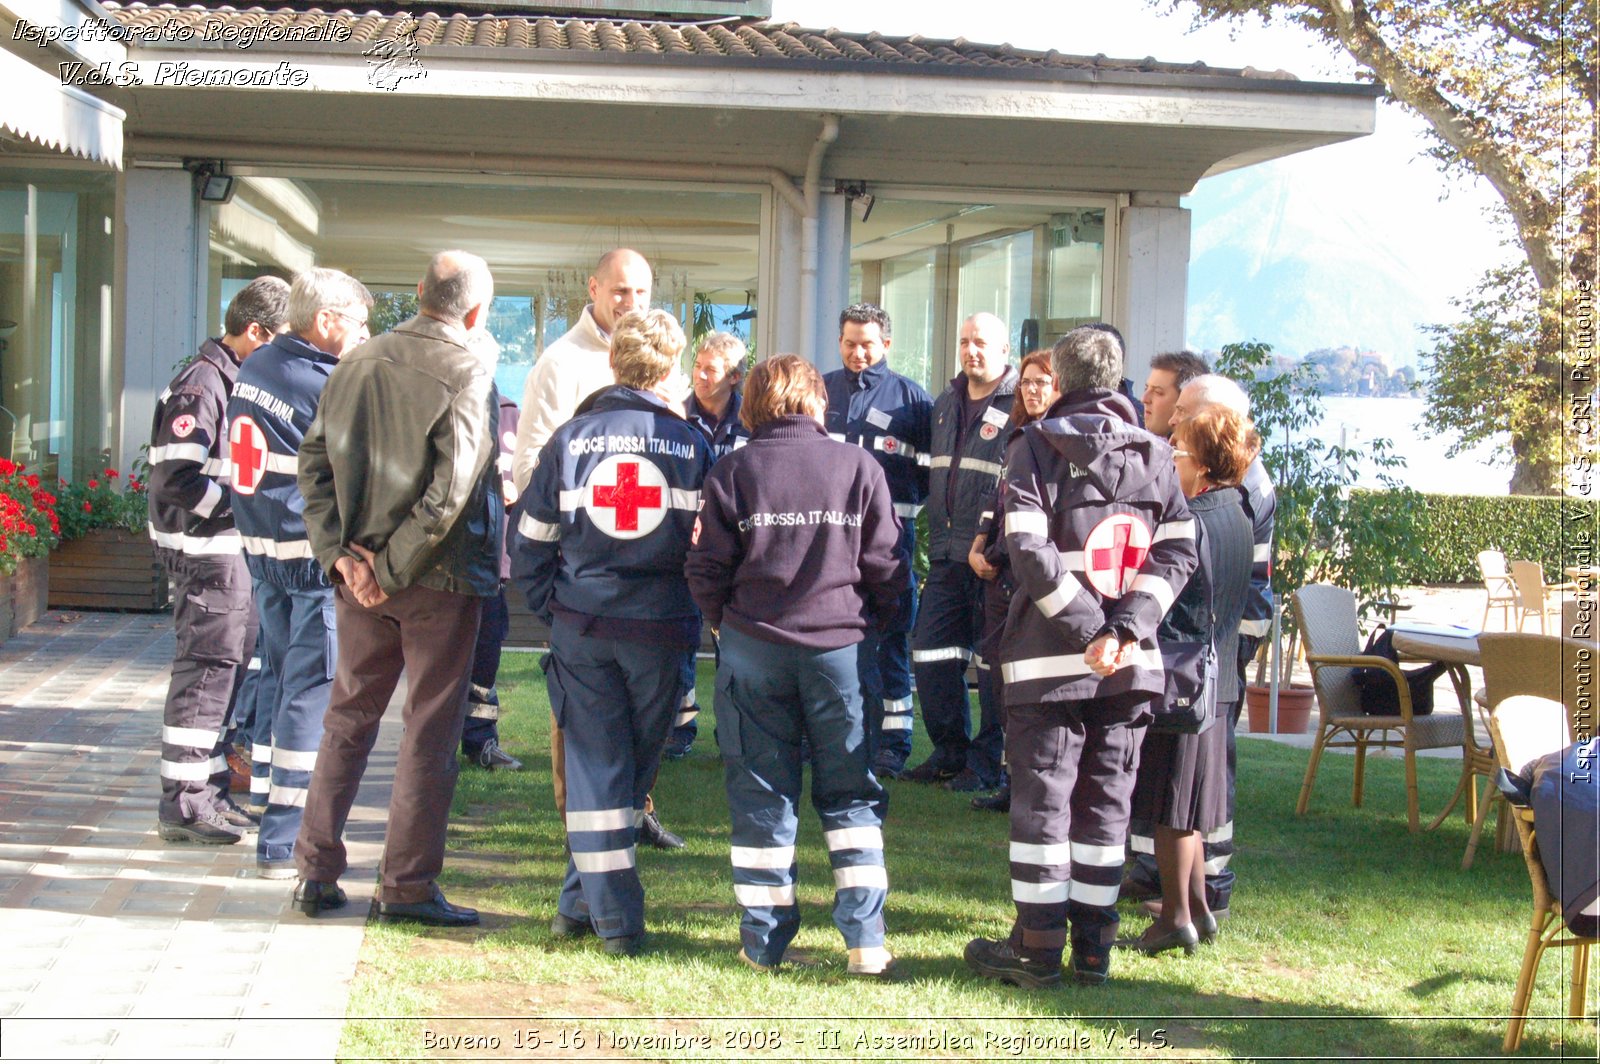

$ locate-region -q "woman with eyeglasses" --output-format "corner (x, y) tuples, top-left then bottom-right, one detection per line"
(1117, 405), (1256, 955)
(965, 351), (1060, 813)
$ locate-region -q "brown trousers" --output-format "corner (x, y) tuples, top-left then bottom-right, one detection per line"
(296, 582), (482, 903)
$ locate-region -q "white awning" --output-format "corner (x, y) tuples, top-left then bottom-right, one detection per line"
(0, 47), (124, 167)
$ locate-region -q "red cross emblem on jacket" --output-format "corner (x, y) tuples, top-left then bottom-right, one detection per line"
(229, 416), (268, 496)
(1082, 512), (1152, 598)
(585, 454), (669, 540)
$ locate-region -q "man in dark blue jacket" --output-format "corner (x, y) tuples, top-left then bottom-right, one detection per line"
(908, 313), (1016, 792)
(823, 304), (932, 778)
(227, 268), (372, 879)
(512, 309), (711, 956)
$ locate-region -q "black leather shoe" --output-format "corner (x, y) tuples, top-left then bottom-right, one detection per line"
(1197, 911), (1220, 943)
(603, 932), (644, 957)
(964, 937), (1061, 988)
(639, 811), (685, 850)
(377, 887), (480, 927)
(871, 756), (906, 781)
(944, 768), (997, 793)
(662, 735), (693, 761)
(1115, 922), (1199, 956)
(293, 879), (348, 916)
(971, 784), (1011, 813)
(902, 758), (959, 784)
(550, 912), (593, 939)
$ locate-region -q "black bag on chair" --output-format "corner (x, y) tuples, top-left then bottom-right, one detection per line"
(1352, 625), (1448, 716)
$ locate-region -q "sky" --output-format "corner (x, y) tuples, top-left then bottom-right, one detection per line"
(769, 0), (1515, 362)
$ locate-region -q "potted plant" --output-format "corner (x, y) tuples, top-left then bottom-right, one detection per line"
(0, 458), (60, 641)
(1214, 342), (1427, 733)
(49, 466), (168, 611)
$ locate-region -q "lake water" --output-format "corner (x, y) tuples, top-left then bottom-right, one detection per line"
(1271, 395), (1512, 496)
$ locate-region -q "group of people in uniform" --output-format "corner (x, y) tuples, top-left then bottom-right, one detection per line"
(145, 243), (1274, 985)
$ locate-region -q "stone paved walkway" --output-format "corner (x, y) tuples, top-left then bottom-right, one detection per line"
(0, 610), (398, 1063)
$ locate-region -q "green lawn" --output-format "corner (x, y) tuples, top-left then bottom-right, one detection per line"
(339, 655), (1597, 1061)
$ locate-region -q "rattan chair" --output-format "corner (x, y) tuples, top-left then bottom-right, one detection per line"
(1464, 634), (1572, 870)
(1487, 695), (1595, 1052)
(1509, 560), (1577, 635)
(1478, 549), (1517, 631)
(1292, 584), (1476, 832)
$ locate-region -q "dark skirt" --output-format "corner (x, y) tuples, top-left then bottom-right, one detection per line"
(1130, 700), (1236, 833)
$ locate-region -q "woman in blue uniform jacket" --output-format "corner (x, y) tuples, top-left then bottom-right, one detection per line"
(685, 354), (908, 976)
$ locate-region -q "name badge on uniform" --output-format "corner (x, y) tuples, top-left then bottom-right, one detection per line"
(981, 405), (1010, 428)
(865, 407), (893, 430)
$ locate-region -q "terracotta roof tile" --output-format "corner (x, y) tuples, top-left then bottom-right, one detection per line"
(96, 3), (1303, 83)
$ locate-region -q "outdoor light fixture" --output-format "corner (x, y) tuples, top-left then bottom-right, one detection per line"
(186, 160), (236, 204)
(837, 180), (875, 224)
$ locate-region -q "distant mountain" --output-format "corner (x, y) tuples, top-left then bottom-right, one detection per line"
(1184, 160), (1440, 367)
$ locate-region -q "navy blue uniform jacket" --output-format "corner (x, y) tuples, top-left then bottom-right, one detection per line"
(511, 386), (711, 626)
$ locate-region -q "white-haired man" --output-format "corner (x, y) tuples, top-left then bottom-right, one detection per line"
(227, 268), (372, 877)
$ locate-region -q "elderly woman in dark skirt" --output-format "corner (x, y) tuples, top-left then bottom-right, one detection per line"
(1119, 405), (1258, 954)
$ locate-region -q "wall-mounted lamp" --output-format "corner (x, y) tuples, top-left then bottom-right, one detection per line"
(185, 159), (236, 204)
(836, 180), (875, 224)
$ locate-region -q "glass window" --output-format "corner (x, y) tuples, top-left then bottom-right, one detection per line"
(0, 168), (117, 481)
(206, 176), (762, 405)
(851, 196), (1108, 387)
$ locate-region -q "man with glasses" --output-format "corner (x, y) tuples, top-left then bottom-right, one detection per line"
(151, 276), (289, 845)
(227, 267), (373, 879)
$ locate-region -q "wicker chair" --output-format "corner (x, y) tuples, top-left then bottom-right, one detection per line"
(1487, 695), (1595, 1052)
(1478, 549), (1517, 631)
(1292, 584), (1476, 833)
(1509, 559), (1576, 635)
(1463, 634), (1572, 870)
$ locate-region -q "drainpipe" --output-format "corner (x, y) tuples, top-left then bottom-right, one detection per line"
(799, 114), (840, 363)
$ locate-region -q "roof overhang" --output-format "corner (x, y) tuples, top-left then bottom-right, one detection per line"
(94, 13), (1378, 191)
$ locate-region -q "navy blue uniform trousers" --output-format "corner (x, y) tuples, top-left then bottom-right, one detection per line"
(545, 617), (680, 940)
(460, 590), (509, 755)
(717, 626), (889, 967)
(861, 522), (917, 769)
(911, 560), (1003, 782)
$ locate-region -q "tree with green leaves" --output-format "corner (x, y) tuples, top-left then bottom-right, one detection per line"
(1177, 0), (1596, 493)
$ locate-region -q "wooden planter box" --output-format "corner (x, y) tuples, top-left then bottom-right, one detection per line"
(0, 555), (49, 641)
(49, 529), (170, 612)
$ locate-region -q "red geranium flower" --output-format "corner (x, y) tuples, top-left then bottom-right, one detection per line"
(82, 501), (93, 513)
(87, 479), (99, 489)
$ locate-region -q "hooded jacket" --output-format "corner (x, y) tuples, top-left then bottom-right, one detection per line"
(998, 389), (1197, 714)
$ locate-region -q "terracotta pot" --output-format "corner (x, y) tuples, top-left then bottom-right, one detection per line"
(1244, 683), (1314, 734)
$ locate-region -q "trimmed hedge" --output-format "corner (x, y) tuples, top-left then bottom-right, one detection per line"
(1349, 490), (1598, 584)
